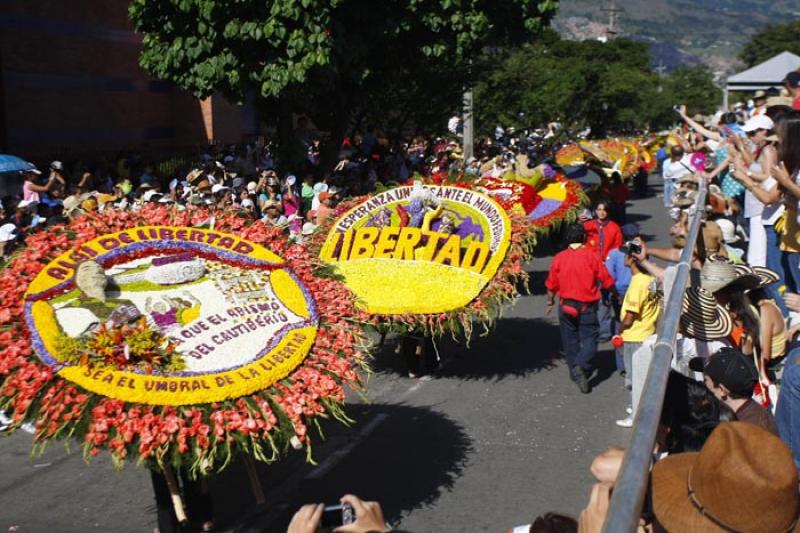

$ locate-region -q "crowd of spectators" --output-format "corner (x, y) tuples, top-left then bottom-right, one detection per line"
(4, 73), (800, 532)
(533, 69), (800, 532)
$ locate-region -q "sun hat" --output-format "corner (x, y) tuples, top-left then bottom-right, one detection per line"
(680, 287), (733, 341)
(699, 259), (759, 294)
(263, 199), (281, 210)
(742, 114), (774, 132)
(688, 347), (758, 397)
(754, 90), (767, 99)
(677, 174), (700, 185)
(732, 263), (779, 289)
(651, 422), (799, 533)
(715, 219), (737, 244)
(672, 190), (697, 208)
(0, 223), (17, 242)
(301, 222), (316, 236)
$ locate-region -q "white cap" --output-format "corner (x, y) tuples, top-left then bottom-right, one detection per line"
(211, 183), (229, 194)
(26, 165), (42, 175)
(0, 223), (17, 242)
(302, 222), (316, 236)
(142, 190), (161, 202)
(742, 114), (774, 132)
(17, 199), (37, 209)
(247, 181), (258, 192)
(716, 218), (737, 243)
(286, 175), (297, 186)
(50, 161), (63, 171)
(241, 198), (255, 208)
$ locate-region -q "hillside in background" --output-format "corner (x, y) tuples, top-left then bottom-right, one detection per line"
(553, 0), (800, 76)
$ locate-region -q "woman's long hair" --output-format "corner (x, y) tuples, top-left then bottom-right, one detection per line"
(727, 289), (762, 357)
(777, 111), (800, 177)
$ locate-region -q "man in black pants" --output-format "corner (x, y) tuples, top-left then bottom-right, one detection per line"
(545, 224), (618, 393)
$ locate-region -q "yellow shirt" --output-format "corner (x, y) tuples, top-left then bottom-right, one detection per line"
(778, 206), (800, 253)
(620, 272), (660, 342)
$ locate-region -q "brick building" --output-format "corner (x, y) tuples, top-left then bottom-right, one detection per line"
(0, 1), (256, 157)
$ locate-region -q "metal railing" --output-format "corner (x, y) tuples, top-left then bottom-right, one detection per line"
(603, 181), (707, 532)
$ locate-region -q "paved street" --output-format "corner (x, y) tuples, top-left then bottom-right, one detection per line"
(0, 177), (672, 533)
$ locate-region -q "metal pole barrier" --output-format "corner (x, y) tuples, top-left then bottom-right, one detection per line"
(602, 182), (707, 532)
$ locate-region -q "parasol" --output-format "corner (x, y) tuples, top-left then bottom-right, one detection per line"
(0, 154), (35, 174)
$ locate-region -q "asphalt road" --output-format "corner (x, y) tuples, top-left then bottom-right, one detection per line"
(0, 176), (673, 533)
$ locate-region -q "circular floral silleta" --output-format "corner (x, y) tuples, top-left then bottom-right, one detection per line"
(0, 206), (366, 472)
(320, 182), (511, 315)
(25, 226), (318, 406)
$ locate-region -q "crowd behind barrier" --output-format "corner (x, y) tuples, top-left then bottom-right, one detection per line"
(2, 72), (800, 533)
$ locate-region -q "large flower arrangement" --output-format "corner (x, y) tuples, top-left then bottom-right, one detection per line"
(0, 205), (367, 476)
(311, 189), (535, 339)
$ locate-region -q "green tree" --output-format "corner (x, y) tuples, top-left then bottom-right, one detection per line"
(474, 36), (721, 136)
(129, 0), (559, 170)
(663, 65), (720, 115)
(739, 21), (800, 68)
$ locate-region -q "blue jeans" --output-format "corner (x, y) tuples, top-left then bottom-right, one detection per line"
(597, 290), (615, 343)
(765, 225), (789, 316)
(776, 348), (800, 471)
(558, 302), (599, 372)
(663, 179), (675, 208)
(783, 251), (800, 294)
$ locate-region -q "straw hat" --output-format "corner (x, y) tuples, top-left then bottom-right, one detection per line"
(672, 190), (697, 208)
(652, 422), (799, 532)
(680, 287), (732, 341)
(732, 264), (779, 289)
(699, 260), (759, 294)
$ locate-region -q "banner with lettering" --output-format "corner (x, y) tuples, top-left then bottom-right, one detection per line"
(24, 226), (318, 405)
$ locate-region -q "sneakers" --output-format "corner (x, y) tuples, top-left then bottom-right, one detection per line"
(570, 366), (591, 394)
(616, 416), (634, 428)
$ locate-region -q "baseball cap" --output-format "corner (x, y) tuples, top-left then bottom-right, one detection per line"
(246, 181), (257, 193)
(784, 71), (800, 88)
(689, 348), (758, 397)
(742, 114), (774, 132)
(620, 223), (640, 240)
(286, 175), (297, 186)
(211, 183), (229, 194)
(17, 199), (37, 209)
(49, 160), (63, 171)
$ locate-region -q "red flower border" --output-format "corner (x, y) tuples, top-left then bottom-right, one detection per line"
(0, 205), (367, 476)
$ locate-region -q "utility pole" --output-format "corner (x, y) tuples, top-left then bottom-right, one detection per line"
(601, 0), (624, 40)
(463, 88), (474, 161)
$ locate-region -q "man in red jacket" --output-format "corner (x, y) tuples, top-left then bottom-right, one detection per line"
(546, 223), (618, 393)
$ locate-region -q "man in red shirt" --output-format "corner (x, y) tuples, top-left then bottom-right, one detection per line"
(546, 224), (618, 393)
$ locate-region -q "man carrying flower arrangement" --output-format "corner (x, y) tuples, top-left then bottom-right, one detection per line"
(546, 224), (619, 393)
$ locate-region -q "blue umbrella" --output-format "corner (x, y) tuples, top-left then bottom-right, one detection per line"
(0, 154), (35, 174)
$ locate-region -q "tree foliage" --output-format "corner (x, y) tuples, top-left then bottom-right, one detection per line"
(129, 0), (559, 168)
(474, 35), (720, 136)
(739, 21), (800, 68)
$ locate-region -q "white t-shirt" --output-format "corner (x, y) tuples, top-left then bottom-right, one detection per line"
(662, 155), (693, 182)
